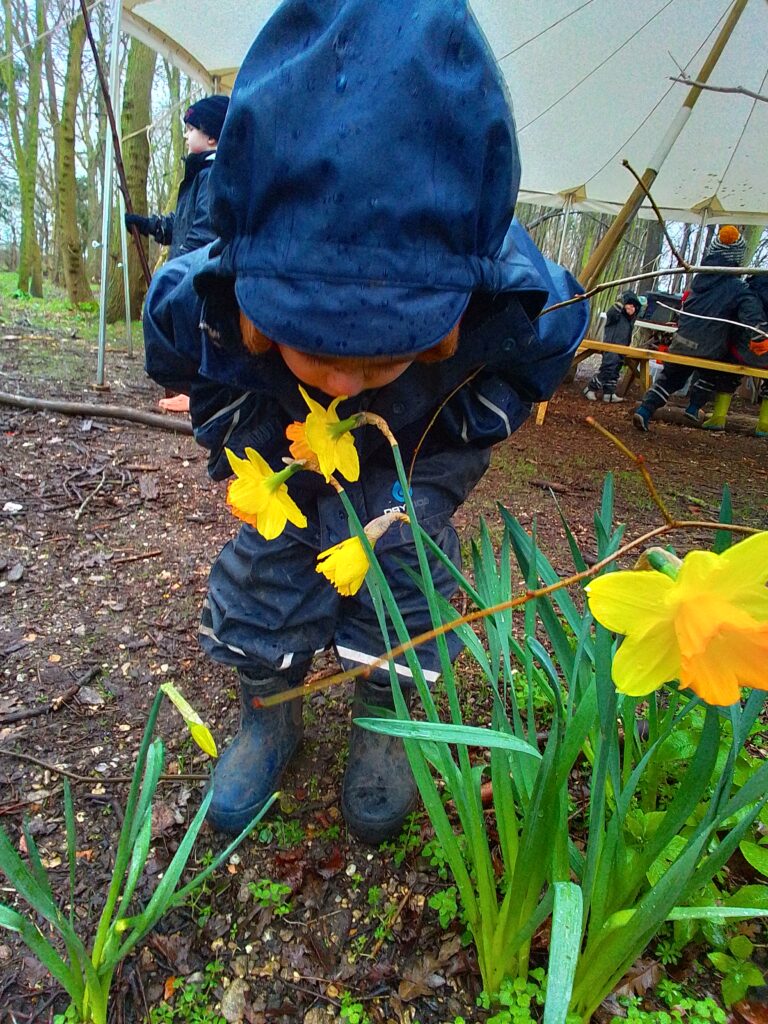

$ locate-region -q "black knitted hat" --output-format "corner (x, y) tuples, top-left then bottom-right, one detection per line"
(184, 95), (229, 141)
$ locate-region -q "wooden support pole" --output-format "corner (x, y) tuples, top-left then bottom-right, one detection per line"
(581, 0), (750, 292)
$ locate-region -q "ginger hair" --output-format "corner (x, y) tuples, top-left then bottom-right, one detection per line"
(238, 310), (459, 365)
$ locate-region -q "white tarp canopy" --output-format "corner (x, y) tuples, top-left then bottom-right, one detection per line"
(122, 0), (768, 226)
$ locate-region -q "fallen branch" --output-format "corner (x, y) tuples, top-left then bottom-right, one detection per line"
(0, 391), (193, 435)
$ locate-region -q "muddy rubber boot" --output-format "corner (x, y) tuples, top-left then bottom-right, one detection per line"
(341, 681), (417, 845)
(702, 392), (732, 432)
(632, 405), (652, 432)
(207, 672), (303, 834)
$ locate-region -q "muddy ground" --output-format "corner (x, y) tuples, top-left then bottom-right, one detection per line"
(0, 324), (766, 1024)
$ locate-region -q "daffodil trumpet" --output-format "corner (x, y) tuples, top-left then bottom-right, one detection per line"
(586, 531), (768, 706)
(298, 385), (361, 482)
(316, 511), (409, 596)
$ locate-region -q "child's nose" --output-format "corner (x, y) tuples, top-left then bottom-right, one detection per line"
(323, 369), (366, 397)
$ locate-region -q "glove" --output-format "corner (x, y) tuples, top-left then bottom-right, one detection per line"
(124, 212), (159, 236)
(749, 337), (768, 357)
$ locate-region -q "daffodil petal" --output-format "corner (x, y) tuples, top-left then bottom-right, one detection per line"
(190, 722), (218, 758)
(242, 446), (274, 476)
(298, 385), (325, 417)
(335, 433), (360, 482)
(277, 489), (308, 529)
(610, 619), (681, 696)
(719, 532), (768, 588)
(586, 571), (673, 635)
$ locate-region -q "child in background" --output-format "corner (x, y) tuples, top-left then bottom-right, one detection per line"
(583, 291), (640, 403)
(690, 274), (768, 436)
(633, 226), (766, 432)
(125, 95), (229, 262)
(143, 0), (588, 843)
(128, 95), (229, 414)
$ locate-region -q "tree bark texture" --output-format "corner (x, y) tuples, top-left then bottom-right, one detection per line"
(57, 13), (93, 304)
(2, 0), (45, 296)
(105, 38), (156, 323)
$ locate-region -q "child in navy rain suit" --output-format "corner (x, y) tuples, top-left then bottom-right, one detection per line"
(143, 0), (589, 843)
(633, 227), (766, 432)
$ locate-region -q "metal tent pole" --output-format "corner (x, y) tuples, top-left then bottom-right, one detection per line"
(95, 0), (122, 389)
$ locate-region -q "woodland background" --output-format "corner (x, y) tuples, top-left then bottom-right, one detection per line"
(2, 1), (768, 336)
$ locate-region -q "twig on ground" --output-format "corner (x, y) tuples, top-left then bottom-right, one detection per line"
(586, 418), (675, 524)
(73, 470), (106, 522)
(0, 666), (100, 724)
(111, 549), (163, 565)
(0, 748), (208, 785)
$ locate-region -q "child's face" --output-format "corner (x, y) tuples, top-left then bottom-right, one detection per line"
(624, 303), (637, 316)
(183, 122), (216, 155)
(276, 344), (413, 398)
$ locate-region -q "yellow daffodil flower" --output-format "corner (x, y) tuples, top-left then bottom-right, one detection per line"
(317, 536), (369, 596)
(299, 386), (360, 483)
(316, 511), (409, 596)
(160, 682), (218, 757)
(585, 532), (768, 706)
(225, 446), (307, 541)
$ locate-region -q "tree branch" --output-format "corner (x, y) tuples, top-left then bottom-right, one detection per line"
(0, 391), (194, 434)
(670, 74), (768, 104)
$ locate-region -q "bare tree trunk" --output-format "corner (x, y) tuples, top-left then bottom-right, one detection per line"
(106, 37), (156, 323)
(2, 0), (45, 296)
(43, 11), (63, 286)
(58, 13), (92, 304)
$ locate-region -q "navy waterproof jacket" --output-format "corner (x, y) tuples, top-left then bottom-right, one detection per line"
(152, 151), (217, 261)
(673, 253), (766, 360)
(144, 220), (588, 551)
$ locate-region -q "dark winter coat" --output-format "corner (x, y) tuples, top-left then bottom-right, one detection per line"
(603, 301), (637, 347)
(725, 274), (768, 369)
(671, 253), (766, 361)
(144, 219), (588, 552)
(151, 151), (217, 261)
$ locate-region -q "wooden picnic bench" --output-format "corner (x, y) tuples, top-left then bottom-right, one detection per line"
(535, 339), (768, 425)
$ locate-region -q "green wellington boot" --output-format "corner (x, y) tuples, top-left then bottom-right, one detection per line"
(702, 392), (732, 431)
(341, 681), (417, 845)
(756, 397), (768, 438)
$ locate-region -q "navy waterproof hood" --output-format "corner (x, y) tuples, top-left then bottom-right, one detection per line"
(202, 0), (544, 358)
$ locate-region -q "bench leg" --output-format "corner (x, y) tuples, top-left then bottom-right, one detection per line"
(617, 358), (643, 398)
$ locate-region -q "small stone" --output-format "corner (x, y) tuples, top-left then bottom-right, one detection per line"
(304, 1008), (336, 1024)
(220, 978), (249, 1022)
(78, 686), (105, 707)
